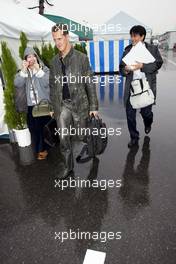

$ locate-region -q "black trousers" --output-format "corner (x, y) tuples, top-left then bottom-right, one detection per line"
(126, 99), (153, 140)
(27, 106), (51, 153)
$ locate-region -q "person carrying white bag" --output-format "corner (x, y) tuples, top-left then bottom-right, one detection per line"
(119, 25), (163, 148)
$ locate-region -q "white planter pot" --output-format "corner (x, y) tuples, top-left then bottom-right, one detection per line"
(18, 145), (35, 166)
(14, 128), (31, 147)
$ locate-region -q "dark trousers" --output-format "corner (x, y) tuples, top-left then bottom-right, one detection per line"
(27, 106), (51, 153)
(126, 99), (153, 140)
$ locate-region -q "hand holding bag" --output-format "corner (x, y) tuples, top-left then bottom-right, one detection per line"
(76, 114), (108, 162)
(27, 69), (53, 117)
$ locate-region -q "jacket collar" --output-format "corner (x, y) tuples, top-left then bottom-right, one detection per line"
(58, 45), (74, 62)
(126, 41), (149, 54)
(129, 41), (148, 48)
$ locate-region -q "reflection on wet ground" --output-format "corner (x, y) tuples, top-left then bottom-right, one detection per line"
(0, 50), (176, 264)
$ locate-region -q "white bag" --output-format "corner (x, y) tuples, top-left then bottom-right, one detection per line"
(130, 78), (155, 109)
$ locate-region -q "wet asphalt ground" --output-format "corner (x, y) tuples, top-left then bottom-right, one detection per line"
(0, 50), (176, 264)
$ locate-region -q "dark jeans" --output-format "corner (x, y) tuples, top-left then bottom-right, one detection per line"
(27, 106), (51, 153)
(126, 99), (153, 140)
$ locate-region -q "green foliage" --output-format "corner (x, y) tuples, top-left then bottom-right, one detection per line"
(19, 32), (28, 60)
(33, 45), (41, 58)
(1, 42), (27, 130)
(33, 41), (87, 69)
(33, 42), (56, 68)
(41, 42), (55, 68)
(74, 42), (87, 55)
(54, 45), (58, 56)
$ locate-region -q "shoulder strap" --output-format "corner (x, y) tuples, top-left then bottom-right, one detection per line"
(27, 69), (38, 105)
(139, 79), (144, 92)
(76, 144), (92, 163)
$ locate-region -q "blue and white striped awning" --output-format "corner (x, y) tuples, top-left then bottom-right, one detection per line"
(87, 40), (131, 73)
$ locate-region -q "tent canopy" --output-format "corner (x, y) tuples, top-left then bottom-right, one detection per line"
(0, 0), (78, 42)
(0, 0), (78, 65)
(94, 11), (152, 35)
(43, 14), (93, 41)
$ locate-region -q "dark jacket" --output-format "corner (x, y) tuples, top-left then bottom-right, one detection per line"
(49, 47), (98, 121)
(119, 42), (163, 106)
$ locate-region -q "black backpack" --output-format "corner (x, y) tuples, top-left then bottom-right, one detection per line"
(76, 114), (108, 163)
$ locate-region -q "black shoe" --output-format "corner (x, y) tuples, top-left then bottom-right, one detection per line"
(145, 125), (151, 134)
(128, 139), (139, 149)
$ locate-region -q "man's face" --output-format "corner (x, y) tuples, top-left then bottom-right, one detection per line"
(52, 30), (69, 53)
(26, 54), (36, 66)
(131, 33), (145, 46)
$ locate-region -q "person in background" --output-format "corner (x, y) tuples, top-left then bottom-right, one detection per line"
(14, 47), (51, 160)
(119, 25), (163, 148)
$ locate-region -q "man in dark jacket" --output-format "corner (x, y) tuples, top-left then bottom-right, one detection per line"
(50, 24), (98, 178)
(119, 25), (163, 148)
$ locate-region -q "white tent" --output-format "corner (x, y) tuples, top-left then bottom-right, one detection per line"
(93, 11), (152, 41)
(0, 0), (78, 65)
(0, 0), (78, 137)
(87, 12), (152, 73)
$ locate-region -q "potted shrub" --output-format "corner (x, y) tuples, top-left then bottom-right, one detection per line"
(1, 41), (34, 165)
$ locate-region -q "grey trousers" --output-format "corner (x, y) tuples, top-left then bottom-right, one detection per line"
(56, 100), (86, 171)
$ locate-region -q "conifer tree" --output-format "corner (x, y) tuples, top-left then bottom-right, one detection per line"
(1, 42), (26, 130)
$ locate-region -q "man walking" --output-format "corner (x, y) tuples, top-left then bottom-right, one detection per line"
(120, 25), (163, 148)
(50, 24), (98, 178)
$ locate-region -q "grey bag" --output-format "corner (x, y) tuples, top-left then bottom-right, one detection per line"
(32, 99), (53, 117)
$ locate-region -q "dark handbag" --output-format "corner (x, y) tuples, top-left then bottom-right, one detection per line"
(76, 114), (108, 163)
(43, 118), (59, 147)
(27, 69), (53, 117)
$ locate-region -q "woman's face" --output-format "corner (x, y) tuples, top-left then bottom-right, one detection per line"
(26, 54), (37, 66)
